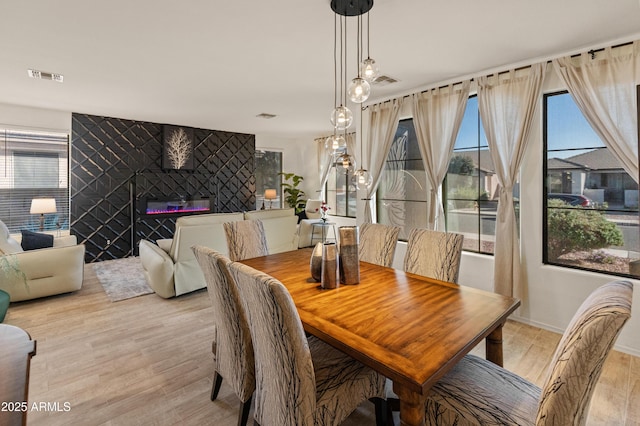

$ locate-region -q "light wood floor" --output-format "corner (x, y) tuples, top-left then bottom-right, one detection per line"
(4, 264), (639, 425)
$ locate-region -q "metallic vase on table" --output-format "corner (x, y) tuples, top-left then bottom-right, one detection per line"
(310, 242), (323, 282)
(321, 242), (339, 289)
(338, 226), (360, 285)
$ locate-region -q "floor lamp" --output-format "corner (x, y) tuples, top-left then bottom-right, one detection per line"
(30, 198), (57, 231)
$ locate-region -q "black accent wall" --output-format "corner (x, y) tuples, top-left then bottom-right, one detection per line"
(71, 114), (255, 262)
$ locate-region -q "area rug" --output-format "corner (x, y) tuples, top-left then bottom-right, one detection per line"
(92, 256), (154, 302)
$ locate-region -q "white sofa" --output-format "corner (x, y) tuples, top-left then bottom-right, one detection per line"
(139, 208), (298, 298)
(0, 221), (85, 302)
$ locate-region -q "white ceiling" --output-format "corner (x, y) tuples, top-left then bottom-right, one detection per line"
(2, 0), (640, 139)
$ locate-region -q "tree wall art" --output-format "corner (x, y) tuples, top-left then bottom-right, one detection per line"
(163, 125), (194, 170)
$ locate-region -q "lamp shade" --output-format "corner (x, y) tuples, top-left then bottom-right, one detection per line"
(30, 198), (57, 214)
(264, 189), (277, 200)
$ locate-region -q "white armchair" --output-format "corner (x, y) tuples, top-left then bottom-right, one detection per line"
(0, 220), (85, 302)
(139, 212), (244, 298)
(297, 199), (324, 248)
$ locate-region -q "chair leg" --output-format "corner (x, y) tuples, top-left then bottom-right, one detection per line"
(238, 395), (252, 426)
(371, 397), (388, 426)
(211, 371), (223, 401)
(387, 396), (399, 426)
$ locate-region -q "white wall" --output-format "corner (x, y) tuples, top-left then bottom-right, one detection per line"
(256, 134), (322, 203)
(0, 102), (71, 131)
(276, 66), (640, 357)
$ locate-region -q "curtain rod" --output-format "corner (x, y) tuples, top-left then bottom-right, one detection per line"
(368, 40), (636, 106)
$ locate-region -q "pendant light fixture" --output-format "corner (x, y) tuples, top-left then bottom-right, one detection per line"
(330, 12), (353, 131)
(360, 12), (379, 82)
(328, 0), (378, 176)
(347, 14), (370, 104)
(353, 105), (373, 189)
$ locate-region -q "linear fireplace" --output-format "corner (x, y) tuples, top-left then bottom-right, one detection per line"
(142, 197), (211, 216)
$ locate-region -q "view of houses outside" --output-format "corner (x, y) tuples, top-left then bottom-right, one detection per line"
(377, 92), (638, 279)
(545, 92), (639, 278)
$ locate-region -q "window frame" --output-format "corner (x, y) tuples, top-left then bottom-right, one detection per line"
(325, 156), (357, 218)
(542, 90), (639, 279)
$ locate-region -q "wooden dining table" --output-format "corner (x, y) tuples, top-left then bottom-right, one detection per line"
(239, 248), (520, 426)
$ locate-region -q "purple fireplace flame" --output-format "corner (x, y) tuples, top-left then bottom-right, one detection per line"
(143, 198), (211, 215)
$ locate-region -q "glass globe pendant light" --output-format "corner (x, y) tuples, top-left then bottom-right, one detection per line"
(353, 168), (373, 189)
(330, 105), (353, 130)
(329, 12), (353, 131)
(348, 77), (370, 103)
(347, 14), (371, 104)
(337, 151), (356, 175)
(360, 57), (379, 82)
(325, 133), (346, 151)
(359, 12), (379, 82)
(353, 106), (373, 189)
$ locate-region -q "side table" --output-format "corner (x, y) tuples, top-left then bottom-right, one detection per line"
(310, 221), (337, 245)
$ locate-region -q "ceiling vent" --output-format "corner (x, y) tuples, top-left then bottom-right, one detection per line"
(256, 113), (277, 119)
(371, 75), (397, 86)
(28, 69), (64, 83)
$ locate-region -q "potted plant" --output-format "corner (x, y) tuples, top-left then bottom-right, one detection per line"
(278, 172), (306, 213)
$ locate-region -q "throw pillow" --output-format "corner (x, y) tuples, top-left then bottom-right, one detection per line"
(296, 210), (307, 224)
(21, 230), (54, 251)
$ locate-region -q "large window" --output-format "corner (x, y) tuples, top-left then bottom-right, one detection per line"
(255, 150), (282, 209)
(544, 91), (639, 278)
(0, 129), (70, 233)
(326, 158), (357, 218)
(376, 98), (498, 254)
(444, 96), (498, 254)
(376, 119), (427, 240)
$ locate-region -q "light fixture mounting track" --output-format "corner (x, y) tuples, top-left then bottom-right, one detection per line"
(331, 0), (373, 17)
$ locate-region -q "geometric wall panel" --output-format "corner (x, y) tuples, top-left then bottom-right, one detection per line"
(71, 113), (255, 262)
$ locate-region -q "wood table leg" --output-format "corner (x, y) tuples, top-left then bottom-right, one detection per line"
(393, 382), (426, 426)
(486, 323), (504, 366)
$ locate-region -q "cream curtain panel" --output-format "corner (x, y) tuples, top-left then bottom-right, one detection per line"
(412, 81), (471, 231)
(364, 98), (404, 223)
(316, 136), (333, 197)
(478, 63), (545, 299)
(552, 41), (639, 183)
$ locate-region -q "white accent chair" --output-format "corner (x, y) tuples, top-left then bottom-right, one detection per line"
(297, 199), (324, 248)
(139, 212), (245, 298)
(0, 220), (85, 302)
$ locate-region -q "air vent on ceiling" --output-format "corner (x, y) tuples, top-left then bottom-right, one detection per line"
(28, 69), (64, 83)
(256, 113), (277, 119)
(371, 75), (397, 86)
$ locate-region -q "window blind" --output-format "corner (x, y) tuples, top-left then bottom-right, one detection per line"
(0, 128), (70, 234)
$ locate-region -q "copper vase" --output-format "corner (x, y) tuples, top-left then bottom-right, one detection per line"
(338, 226), (360, 285)
(321, 242), (339, 289)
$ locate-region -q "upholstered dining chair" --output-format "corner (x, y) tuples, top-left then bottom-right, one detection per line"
(403, 228), (464, 283)
(359, 223), (401, 268)
(423, 279), (633, 425)
(223, 219), (269, 261)
(227, 260), (388, 426)
(192, 245), (255, 426)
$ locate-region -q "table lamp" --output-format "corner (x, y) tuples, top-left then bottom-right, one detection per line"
(264, 189), (277, 209)
(30, 198), (57, 231)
